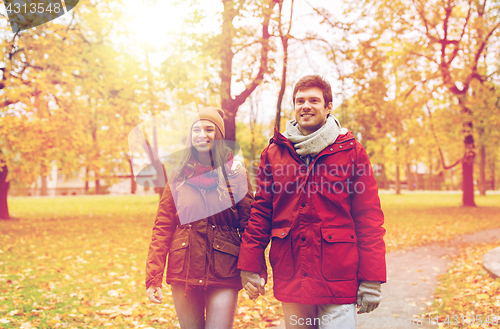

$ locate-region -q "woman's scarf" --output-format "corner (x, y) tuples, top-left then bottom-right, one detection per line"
(184, 153), (234, 190)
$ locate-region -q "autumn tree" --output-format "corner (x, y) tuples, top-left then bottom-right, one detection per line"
(393, 0), (499, 205)
(470, 80), (500, 195)
(313, 6), (430, 193)
(0, 0), (149, 217)
(220, 0), (277, 141)
(158, 0), (277, 141)
(0, 16), (84, 218)
(318, 0), (500, 205)
(236, 88), (270, 187)
(69, 2), (148, 193)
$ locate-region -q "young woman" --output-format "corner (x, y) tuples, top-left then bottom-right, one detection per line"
(145, 107), (254, 329)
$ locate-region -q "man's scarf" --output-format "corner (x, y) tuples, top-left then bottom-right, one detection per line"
(283, 115), (348, 161)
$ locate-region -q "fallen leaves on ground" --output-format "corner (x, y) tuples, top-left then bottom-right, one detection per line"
(424, 240), (500, 328)
(0, 196), (283, 328)
(2, 193), (500, 327)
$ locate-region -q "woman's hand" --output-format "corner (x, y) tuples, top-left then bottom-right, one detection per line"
(146, 286), (164, 304)
(244, 279), (266, 300)
(241, 270), (266, 300)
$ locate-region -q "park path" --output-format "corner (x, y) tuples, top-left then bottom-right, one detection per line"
(270, 227), (500, 329)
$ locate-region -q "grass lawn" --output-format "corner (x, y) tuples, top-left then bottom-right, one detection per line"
(1, 193), (499, 328)
(379, 193), (500, 251)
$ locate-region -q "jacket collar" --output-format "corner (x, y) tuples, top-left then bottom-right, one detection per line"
(273, 125), (354, 146)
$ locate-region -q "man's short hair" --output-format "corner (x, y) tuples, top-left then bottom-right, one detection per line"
(292, 75), (333, 106)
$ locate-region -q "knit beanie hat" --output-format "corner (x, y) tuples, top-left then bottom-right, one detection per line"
(190, 106), (225, 138)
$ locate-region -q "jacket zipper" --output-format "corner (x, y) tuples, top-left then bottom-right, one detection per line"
(197, 186), (210, 288)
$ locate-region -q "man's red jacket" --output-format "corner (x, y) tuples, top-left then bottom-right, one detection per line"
(237, 128), (386, 305)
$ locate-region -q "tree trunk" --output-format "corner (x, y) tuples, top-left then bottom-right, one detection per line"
(377, 163), (387, 189)
(0, 162), (10, 219)
(250, 134), (256, 170)
(223, 106), (237, 142)
(275, 36), (288, 132)
(249, 94), (258, 190)
(128, 157), (136, 194)
(85, 167), (89, 192)
(414, 165), (419, 190)
(275, 0), (293, 131)
(249, 131), (256, 189)
(152, 125), (164, 198)
(458, 99), (476, 206)
(220, 0), (237, 141)
(41, 175), (48, 196)
(428, 150), (433, 191)
(479, 144), (486, 195)
(95, 179), (100, 194)
(462, 137), (476, 206)
(153, 161), (166, 198)
(491, 153), (496, 191)
(406, 163), (414, 191)
(395, 165), (401, 195)
(131, 178), (137, 194)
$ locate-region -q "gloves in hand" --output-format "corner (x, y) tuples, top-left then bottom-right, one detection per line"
(356, 281), (381, 314)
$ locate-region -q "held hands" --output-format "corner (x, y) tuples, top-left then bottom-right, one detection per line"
(356, 281), (381, 314)
(146, 286), (164, 304)
(241, 270), (266, 300)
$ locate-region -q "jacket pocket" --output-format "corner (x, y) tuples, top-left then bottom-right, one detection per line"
(213, 236), (240, 278)
(269, 227), (294, 280)
(167, 236), (189, 274)
(321, 227), (358, 281)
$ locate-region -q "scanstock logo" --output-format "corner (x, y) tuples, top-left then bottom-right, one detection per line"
(4, 0), (79, 33)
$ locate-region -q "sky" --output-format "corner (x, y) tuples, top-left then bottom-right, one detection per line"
(0, 0), (353, 132)
(111, 0), (356, 158)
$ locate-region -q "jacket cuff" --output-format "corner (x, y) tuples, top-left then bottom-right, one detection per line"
(145, 275), (163, 290)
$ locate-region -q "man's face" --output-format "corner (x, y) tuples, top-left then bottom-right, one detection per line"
(294, 87), (332, 135)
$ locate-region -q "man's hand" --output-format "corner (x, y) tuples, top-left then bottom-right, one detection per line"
(146, 286), (164, 304)
(356, 281), (381, 314)
(241, 270), (265, 300)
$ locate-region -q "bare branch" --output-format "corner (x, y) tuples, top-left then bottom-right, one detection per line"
(468, 21), (500, 85)
(408, 50), (437, 64)
(232, 1), (275, 108)
(286, 0), (294, 35)
(440, 2), (455, 64)
(233, 40), (262, 55)
(411, 0), (440, 43)
(447, 1), (472, 64)
(424, 104), (463, 170)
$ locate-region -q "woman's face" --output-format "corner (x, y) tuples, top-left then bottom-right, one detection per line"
(191, 120), (216, 153)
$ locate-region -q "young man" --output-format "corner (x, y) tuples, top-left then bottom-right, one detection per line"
(237, 75), (386, 328)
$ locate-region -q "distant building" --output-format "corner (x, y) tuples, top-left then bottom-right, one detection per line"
(9, 164), (156, 197)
